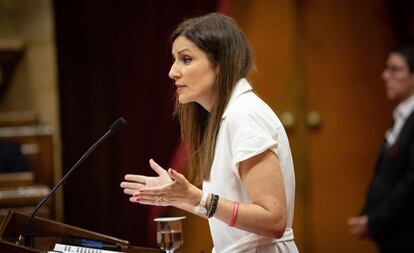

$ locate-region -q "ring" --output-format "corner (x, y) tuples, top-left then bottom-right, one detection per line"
(156, 197), (162, 203)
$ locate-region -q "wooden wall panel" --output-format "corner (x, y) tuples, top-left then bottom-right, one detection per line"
(230, 0), (395, 252)
(303, 0), (393, 252)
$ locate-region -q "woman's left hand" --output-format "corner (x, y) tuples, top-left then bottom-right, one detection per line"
(120, 159), (173, 202)
(133, 166), (200, 209)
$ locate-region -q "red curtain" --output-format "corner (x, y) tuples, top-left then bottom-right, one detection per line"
(56, 0), (218, 248)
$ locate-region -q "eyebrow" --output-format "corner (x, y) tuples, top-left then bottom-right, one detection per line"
(177, 48), (191, 54)
(171, 48), (192, 59)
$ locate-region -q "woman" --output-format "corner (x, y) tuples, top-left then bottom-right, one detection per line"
(121, 13), (298, 253)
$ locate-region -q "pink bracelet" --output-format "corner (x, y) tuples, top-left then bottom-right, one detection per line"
(229, 201), (240, 227)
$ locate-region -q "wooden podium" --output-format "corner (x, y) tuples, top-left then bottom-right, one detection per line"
(0, 210), (161, 252)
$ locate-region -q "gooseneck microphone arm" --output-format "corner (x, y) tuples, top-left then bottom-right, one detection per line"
(23, 117), (126, 247)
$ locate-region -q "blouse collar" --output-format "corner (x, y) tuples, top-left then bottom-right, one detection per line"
(222, 78), (253, 119)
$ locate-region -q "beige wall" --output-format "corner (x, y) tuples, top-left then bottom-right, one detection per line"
(0, 0), (62, 220)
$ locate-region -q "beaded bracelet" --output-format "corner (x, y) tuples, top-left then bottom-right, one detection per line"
(207, 194), (219, 218)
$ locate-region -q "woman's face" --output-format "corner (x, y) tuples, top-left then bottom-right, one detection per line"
(169, 35), (218, 111)
(382, 52), (414, 101)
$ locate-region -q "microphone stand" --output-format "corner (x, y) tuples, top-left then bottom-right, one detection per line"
(20, 117), (126, 248)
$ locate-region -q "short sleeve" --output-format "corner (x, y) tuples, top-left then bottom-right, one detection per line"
(227, 113), (278, 179)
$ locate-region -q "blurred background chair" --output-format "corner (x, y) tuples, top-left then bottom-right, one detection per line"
(0, 111), (54, 222)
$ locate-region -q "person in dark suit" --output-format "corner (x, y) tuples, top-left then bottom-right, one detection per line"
(348, 42), (414, 252)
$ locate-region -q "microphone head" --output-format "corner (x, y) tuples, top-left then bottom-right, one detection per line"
(109, 117), (126, 134)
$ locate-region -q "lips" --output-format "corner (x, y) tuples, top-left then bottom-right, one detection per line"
(176, 84), (186, 92)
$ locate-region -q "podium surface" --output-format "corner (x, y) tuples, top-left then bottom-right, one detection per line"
(0, 210), (161, 253)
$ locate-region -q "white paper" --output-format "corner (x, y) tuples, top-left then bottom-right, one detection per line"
(53, 243), (123, 253)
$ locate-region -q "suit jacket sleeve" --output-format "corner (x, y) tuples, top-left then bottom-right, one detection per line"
(368, 135), (414, 237)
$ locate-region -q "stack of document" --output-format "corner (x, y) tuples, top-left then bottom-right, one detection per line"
(50, 243), (123, 253)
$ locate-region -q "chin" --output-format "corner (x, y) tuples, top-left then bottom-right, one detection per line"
(178, 95), (190, 104)
(387, 93), (406, 102)
(385, 89), (397, 101)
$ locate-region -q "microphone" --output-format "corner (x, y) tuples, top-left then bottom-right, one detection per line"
(21, 117), (126, 247)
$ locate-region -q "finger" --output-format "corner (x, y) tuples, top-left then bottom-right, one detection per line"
(124, 174), (147, 184)
(124, 188), (140, 195)
(137, 196), (169, 207)
(134, 188), (163, 197)
(349, 225), (358, 234)
(168, 168), (186, 182)
(347, 217), (358, 225)
(352, 229), (363, 238)
(137, 199), (164, 206)
(129, 196), (140, 203)
(168, 168), (184, 181)
(347, 218), (354, 225)
(120, 182), (144, 189)
(149, 159), (167, 176)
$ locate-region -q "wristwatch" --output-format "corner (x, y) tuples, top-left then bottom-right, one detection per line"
(194, 191), (208, 217)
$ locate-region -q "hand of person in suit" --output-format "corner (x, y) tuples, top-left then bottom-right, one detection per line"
(347, 215), (371, 239)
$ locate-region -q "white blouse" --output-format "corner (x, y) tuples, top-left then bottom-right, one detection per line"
(203, 78), (298, 253)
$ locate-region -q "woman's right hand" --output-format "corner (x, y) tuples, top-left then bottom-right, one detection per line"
(120, 159), (173, 202)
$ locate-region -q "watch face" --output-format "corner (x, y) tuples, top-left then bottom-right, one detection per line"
(196, 205), (207, 216)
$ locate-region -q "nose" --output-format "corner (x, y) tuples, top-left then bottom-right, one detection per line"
(168, 62), (180, 80)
